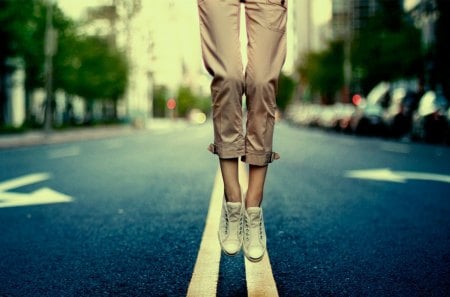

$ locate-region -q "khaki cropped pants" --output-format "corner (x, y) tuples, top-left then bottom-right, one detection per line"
(197, 0), (287, 166)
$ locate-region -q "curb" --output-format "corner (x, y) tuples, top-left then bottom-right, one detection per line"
(0, 125), (137, 149)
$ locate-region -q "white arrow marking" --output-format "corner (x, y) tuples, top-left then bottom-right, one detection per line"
(0, 173), (51, 192)
(397, 171), (450, 184)
(48, 146), (80, 159)
(345, 168), (450, 184)
(0, 173), (73, 208)
(0, 188), (72, 208)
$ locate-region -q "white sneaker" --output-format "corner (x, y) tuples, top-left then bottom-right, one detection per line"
(218, 197), (243, 256)
(243, 207), (266, 262)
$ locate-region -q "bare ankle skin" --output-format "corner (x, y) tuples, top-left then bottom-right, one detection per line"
(220, 158), (242, 203)
(246, 164), (268, 208)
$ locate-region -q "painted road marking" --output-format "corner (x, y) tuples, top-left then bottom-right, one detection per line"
(239, 161), (279, 297)
(186, 167), (223, 297)
(0, 173), (73, 208)
(0, 173), (51, 192)
(104, 139), (124, 149)
(345, 168), (450, 184)
(245, 253), (279, 297)
(380, 142), (410, 154)
(47, 146), (80, 159)
(187, 162), (279, 296)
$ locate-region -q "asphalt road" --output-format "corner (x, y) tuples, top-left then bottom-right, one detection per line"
(0, 121), (449, 296)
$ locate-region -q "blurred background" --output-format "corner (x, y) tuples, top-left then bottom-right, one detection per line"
(0, 0), (449, 144)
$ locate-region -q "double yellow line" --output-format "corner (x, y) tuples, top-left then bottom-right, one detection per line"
(187, 162), (279, 297)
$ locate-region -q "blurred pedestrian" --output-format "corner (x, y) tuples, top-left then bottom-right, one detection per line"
(197, 0), (287, 262)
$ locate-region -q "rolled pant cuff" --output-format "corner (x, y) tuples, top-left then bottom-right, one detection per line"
(207, 143), (245, 159)
(241, 151), (280, 166)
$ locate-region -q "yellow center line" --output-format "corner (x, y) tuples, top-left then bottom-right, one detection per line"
(240, 162), (279, 297)
(245, 253), (279, 297)
(186, 167), (223, 297)
(187, 162), (279, 296)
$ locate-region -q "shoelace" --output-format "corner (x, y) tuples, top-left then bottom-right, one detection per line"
(228, 218), (241, 238)
(245, 218), (262, 244)
(224, 210), (242, 236)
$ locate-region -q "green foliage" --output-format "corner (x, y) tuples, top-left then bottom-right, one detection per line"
(276, 73), (296, 112)
(0, 0), (36, 59)
(195, 95), (212, 115)
(351, 7), (423, 94)
(177, 85), (197, 117)
(298, 40), (344, 104)
(435, 0), (450, 98)
(1, 0), (45, 124)
(153, 85), (169, 117)
(0, 0), (129, 126)
(175, 85), (211, 117)
(0, 0), (74, 90)
(60, 35), (128, 101)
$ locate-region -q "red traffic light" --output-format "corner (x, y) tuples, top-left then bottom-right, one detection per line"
(352, 94), (362, 106)
(167, 98), (176, 110)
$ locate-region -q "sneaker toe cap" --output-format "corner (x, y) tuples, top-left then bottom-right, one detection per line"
(223, 241), (241, 255)
(247, 246), (265, 261)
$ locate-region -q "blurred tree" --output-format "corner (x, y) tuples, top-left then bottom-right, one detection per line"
(177, 85), (196, 117)
(435, 0), (450, 99)
(276, 72), (296, 112)
(298, 40), (344, 105)
(174, 85), (211, 118)
(60, 35), (128, 124)
(0, 0), (73, 126)
(0, 0), (36, 125)
(195, 95), (212, 115)
(153, 85), (169, 117)
(351, 1), (423, 94)
(0, 0), (128, 127)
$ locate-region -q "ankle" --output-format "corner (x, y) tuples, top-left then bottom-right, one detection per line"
(224, 188), (242, 203)
(245, 191), (263, 208)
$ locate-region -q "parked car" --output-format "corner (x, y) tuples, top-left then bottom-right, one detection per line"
(383, 87), (420, 138)
(350, 82), (390, 136)
(316, 105), (337, 129)
(334, 103), (357, 133)
(288, 104), (323, 127)
(314, 103), (356, 132)
(446, 107), (450, 145)
(411, 90), (449, 143)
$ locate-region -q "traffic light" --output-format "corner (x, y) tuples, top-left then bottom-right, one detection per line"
(167, 98), (176, 110)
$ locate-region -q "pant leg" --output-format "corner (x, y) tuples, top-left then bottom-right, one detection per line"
(242, 0), (287, 166)
(197, 0), (245, 159)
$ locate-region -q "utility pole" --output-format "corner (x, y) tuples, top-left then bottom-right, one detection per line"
(343, 0), (353, 103)
(44, 0), (57, 133)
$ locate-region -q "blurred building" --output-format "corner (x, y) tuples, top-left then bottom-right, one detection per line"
(290, 0), (332, 67)
(3, 58), (26, 127)
(331, 0), (380, 40)
(291, 0), (313, 66)
(330, 0), (403, 100)
(406, 0), (450, 96)
(289, 0), (333, 103)
(407, 0), (437, 48)
(79, 0), (153, 123)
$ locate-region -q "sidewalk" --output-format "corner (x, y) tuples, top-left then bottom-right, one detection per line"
(0, 119), (190, 149)
(0, 125), (136, 149)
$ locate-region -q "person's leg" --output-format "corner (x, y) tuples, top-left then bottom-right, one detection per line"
(242, 0), (288, 262)
(197, 0), (245, 255)
(197, 0), (245, 201)
(243, 0), (287, 203)
(246, 164), (268, 207)
(220, 158), (242, 202)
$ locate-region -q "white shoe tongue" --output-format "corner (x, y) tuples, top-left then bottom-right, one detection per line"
(227, 202), (242, 220)
(247, 207), (261, 222)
